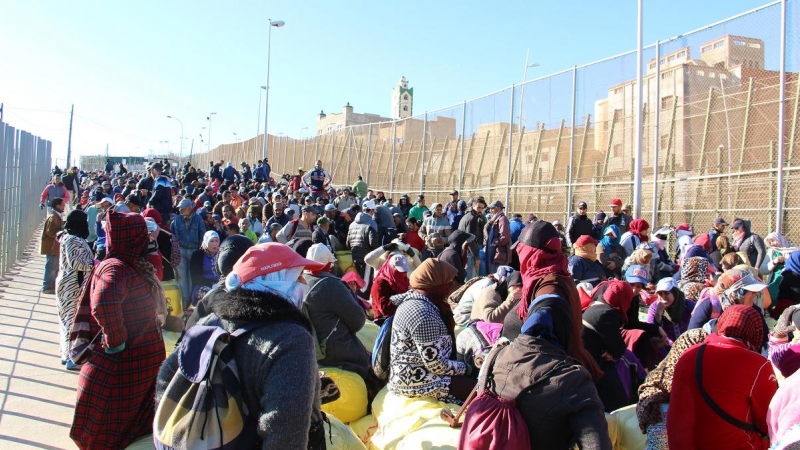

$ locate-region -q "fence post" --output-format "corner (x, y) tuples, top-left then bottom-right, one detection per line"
(367, 124), (372, 184)
(775, 0), (787, 234)
(651, 40), (661, 227)
(460, 101), (466, 191)
(391, 122), (396, 195)
(567, 66), (577, 220)
(506, 86), (515, 210)
(421, 113), (427, 193)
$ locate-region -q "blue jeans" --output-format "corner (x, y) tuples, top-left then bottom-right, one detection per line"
(465, 252), (477, 282)
(175, 248), (195, 308)
(43, 254), (58, 290)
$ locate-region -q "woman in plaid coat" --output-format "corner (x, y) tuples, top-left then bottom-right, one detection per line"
(70, 211), (165, 449)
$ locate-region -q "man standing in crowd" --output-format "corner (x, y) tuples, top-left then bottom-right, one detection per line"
(40, 174), (70, 213)
(708, 217), (728, 254)
(458, 197), (487, 280)
(277, 205), (318, 243)
(604, 198), (631, 233)
(148, 162), (173, 226)
(444, 190), (460, 224)
(566, 201), (594, 247)
(352, 175), (368, 200)
(40, 198), (65, 294)
(408, 195), (428, 222)
(484, 200), (511, 274)
(171, 198), (206, 308)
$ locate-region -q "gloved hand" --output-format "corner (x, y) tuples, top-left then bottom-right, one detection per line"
(105, 342), (126, 354)
(774, 305), (798, 337)
(39, 203), (45, 210)
(464, 361), (478, 378)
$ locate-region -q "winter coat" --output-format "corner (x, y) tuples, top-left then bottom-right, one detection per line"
(40, 182), (70, 205)
(738, 230), (767, 270)
(304, 272), (369, 377)
(604, 213), (631, 234)
(509, 217), (525, 243)
(567, 214), (595, 247)
(156, 290), (323, 450)
(568, 255), (607, 287)
(148, 175), (173, 218)
(458, 210), (487, 259)
(388, 291), (467, 403)
(452, 277), (496, 325)
(470, 282), (516, 324)
(170, 213), (206, 251)
(277, 219), (315, 244)
(438, 230), (473, 285)
(56, 232), (94, 349)
(40, 211), (63, 255)
(221, 164), (239, 183)
(667, 334), (777, 450)
(484, 212), (512, 266)
(70, 212), (165, 449)
(581, 302), (632, 412)
(347, 213), (378, 263)
(491, 336), (612, 450)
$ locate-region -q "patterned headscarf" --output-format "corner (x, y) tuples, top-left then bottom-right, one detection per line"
(681, 256), (708, 283)
(717, 304), (764, 352)
(637, 328), (708, 433)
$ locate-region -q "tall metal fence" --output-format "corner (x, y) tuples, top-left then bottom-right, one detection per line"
(0, 120), (52, 275)
(195, 0), (800, 243)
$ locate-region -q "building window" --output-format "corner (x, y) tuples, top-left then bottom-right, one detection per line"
(702, 45), (712, 53)
(660, 134), (670, 149)
(614, 87), (622, 95)
(613, 144), (623, 158)
(661, 96), (674, 110)
(709, 72), (716, 78)
(714, 40), (724, 49)
(677, 51), (686, 58)
(661, 71), (673, 80)
(403, 106), (408, 111)
(749, 42), (762, 49)
(403, 94), (409, 100)
(733, 39), (745, 46)
(660, 58), (666, 65)
(719, 73), (727, 80)
(649, 63), (656, 70)
(668, 55), (676, 62)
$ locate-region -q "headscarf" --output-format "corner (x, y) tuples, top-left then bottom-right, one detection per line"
(600, 225), (621, 249)
(521, 293), (574, 351)
(142, 208), (168, 232)
(681, 256), (708, 283)
(683, 244), (707, 260)
(375, 254), (410, 293)
(650, 233), (667, 251)
(202, 231), (220, 254)
(590, 280), (634, 324)
(226, 265), (309, 311)
(65, 210), (90, 239)
(717, 304), (764, 352)
(766, 232), (790, 248)
(574, 242), (598, 261)
(694, 233), (712, 253)
(409, 258), (458, 333)
(629, 219), (650, 241)
(515, 227), (570, 318)
(636, 328), (708, 433)
(664, 287), (688, 325)
(784, 252), (800, 275)
(678, 234), (694, 257)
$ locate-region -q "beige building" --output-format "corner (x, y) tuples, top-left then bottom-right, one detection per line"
(316, 103), (390, 135)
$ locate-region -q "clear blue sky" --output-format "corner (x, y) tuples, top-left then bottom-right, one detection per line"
(0, 0), (780, 166)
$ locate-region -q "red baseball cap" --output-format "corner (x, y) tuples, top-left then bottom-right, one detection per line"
(574, 235), (600, 247)
(609, 198), (623, 207)
(231, 243), (325, 286)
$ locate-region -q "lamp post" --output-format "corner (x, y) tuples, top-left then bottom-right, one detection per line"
(262, 19), (285, 161)
(207, 112), (217, 153)
(256, 86), (267, 154)
(517, 50), (540, 128)
(166, 115), (184, 169)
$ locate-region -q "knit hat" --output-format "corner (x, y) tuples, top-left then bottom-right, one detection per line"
(216, 235), (255, 276)
(317, 217), (330, 226)
(517, 221), (561, 253)
(306, 243), (337, 266)
(717, 304), (765, 351)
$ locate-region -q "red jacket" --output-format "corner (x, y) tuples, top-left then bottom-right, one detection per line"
(667, 334), (777, 450)
(370, 278), (398, 320)
(404, 229), (425, 251)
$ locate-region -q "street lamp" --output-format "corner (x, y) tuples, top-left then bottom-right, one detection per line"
(166, 115), (184, 168)
(517, 50), (540, 127)
(300, 127), (309, 139)
(262, 19), (285, 161)
(256, 86), (267, 153)
(207, 112), (217, 153)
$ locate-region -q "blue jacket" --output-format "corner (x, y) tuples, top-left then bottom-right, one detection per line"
(568, 255), (606, 287)
(149, 175), (173, 217)
(171, 213), (206, 251)
(510, 217), (525, 244)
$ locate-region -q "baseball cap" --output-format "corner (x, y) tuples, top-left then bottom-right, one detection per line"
(125, 195), (143, 208)
(516, 221), (561, 252)
(718, 269), (766, 295)
(324, 203), (337, 211)
(226, 243), (325, 289)
(713, 217), (729, 226)
(731, 219), (745, 230)
(389, 254), (410, 273)
(578, 201), (588, 209)
(150, 162), (164, 171)
(489, 200), (504, 209)
(284, 208), (294, 215)
(306, 243), (336, 265)
(269, 223), (283, 231)
(203, 201), (212, 208)
(574, 235), (600, 247)
(609, 198), (623, 207)
(102, 181), (110, 186)
(595, 211), (606, 221)
(178, 198), (193, 210)
(298, 167), (305, 172)
(656, 277), (676, 293)
(99, 197), (114, 206)
(301, 205), (318, 213)
(625, 265), (650, 285)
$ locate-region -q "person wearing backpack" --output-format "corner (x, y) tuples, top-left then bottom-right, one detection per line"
(155, 243), (329, 449)
(667, 305), (777, 450)
(460, 296), (612, 450)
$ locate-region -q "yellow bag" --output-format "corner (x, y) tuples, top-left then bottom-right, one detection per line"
(319, 367), (369, 424)
(370, 387), (461, 450)
(161, 279), (183, 317)
(396, 417), (460, 450)
(357, 321), (380, 354)
(335, 250), (354, 274)
(606, 404), (646, 450)
(349, 414), (379, 447)
(326, 414), (368, 450)
(162, 330), (181, 357)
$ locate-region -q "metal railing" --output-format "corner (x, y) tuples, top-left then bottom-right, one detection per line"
(0, 120), (52, 275)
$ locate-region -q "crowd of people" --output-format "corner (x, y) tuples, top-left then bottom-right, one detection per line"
(36, 157), (800, 449)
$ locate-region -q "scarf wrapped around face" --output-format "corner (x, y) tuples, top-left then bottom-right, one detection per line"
(410, 259), (458, 334)
(375, 256), (410, 294)
(516, 242), (570, 319)
(717, 304), (765, 351)
(636, 328), (708, 433)
(590, 280), (634, 324)
(629, 219), (650, 241)
(600, 225), (621, 250)
(574, 243), (597, 261)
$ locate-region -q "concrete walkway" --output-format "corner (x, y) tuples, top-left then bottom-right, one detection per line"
(0, 234), (78, 449)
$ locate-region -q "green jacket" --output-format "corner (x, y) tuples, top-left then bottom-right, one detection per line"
(408, 204), (429, 222)
(352, 180), (368, 199)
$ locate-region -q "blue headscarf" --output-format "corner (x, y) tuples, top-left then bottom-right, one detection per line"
(784, 251), (800, 275)
(520, 293), (573, 350)
(600, 225), (621, 249)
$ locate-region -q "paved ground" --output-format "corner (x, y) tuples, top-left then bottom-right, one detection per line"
(0, 235), (77, 449)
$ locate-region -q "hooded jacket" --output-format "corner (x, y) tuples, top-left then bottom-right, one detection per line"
(438, 230), (474, 285)
(374, 206), (397, 246)
(347, 212), (378, 263)
(736, 222), (767, 270)
(459, 209), (488, 259)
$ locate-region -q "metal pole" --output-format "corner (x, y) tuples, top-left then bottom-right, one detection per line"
(256, 86), (265, 156)
(65, 104), (74, 168)
(651, 40), (661, 227)
(366, 124), (372, 184)
(776, 0), (787, 234)
(459, 101), (466, 191)
(420, 112), (427, 192)
(633, 0), (644, 219)
(505, 85), (515, 209)
(391, 122), (396, 195)
(567, 66), (577, 219)
(263, 24), (273, 160)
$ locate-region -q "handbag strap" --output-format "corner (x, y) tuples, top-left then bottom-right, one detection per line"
(694, 343), (766, 437)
